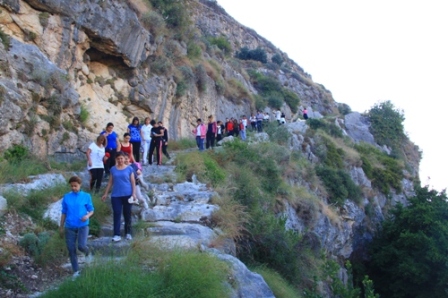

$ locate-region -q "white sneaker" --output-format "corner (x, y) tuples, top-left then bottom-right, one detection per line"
(72, 271), (81, 280)
(126, 234), (132, 240)
(85, 254), (94, 264)
(112, 235), (121, 242)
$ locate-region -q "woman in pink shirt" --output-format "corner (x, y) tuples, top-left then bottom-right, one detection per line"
(192, 119), (206, 151)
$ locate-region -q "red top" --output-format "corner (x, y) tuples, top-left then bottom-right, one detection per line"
(120, 143), (133, 162)
(226, 121), (234, 131)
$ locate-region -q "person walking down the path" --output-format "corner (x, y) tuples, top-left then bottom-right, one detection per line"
(206, 115), (217, 149)
(232, 118), (239, 137)
(60, 176), (94, 278)
(216, 120), (224, 144)
(225, 118), (234, 136)
(127, 117), (142, 163)
(302, 107), (308, 120)
(239, 119), (247, 141)
(120, 133), (134, 163)
(280, 111), (286, 125)
(86, 135), (106, 193)
(275, 109), (281, 125)
(158, 121), (171, 160)
(193, 118), (206, 151)
(250, 114), (257, 131)
(148, 121), (164, 165)
(141, 117), (153, 165)
(101, 151), (136, 242)
(100, 122), (119, 179)
(256, 111), (264, 132)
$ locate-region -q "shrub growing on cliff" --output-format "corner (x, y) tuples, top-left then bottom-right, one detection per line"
(355, 143), (403, 194)
(367, 100), (405, 153)
(315, 166), (361, 205)
(236, 47), (267, 63)
(208, 36), (232, 56)
(366, 186), (448, 298)
(149, 0), (190, 34)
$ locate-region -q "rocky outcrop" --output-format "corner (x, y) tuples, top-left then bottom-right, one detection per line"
(0, 0), (337, 160)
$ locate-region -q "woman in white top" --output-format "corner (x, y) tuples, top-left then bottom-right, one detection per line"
(140, 117), (153, 165)
(86, 135), (106, 192)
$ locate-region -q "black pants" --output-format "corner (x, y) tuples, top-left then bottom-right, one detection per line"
(131, 141), (141, 162)
(206, 132), (215, 149)
(89, 168), (104, 192)
(162, 142), (170, 159)
(216, 133), (223, 143)
(149, 139), (163, 165)
(105, 148), (117, 175)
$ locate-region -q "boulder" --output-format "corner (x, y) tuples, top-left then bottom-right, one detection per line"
(344, 112), (376, 145)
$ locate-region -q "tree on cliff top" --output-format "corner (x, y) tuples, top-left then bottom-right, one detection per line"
(367, 100), (405, 154)
(367, 186), (448, 298)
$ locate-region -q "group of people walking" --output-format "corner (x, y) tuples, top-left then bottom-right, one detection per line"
(193, 115), (251, 150)
(61, 117), (171, 278)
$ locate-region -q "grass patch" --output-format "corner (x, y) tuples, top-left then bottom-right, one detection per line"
(3, 184), (66, 223)
(253, 266), (302, 298)
(168, 138), (197, 151)
(0, 159), (48, 184)
(42, 249), (230, 298)
(175, 151), (226, 187)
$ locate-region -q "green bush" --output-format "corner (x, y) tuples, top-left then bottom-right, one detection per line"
(367, 100), (405, 152)
(307, 118), (343, 138)
(316, 166), (361, 205)
(209, 36), (232, 56)
(271, 53), (283, 66)
(187, 41), (202, 59)
(356, 144), (403, 194)
(248, 71), (300, 113)
(175, 151), (226, 187)
(236, 47), (267, 63)
(79, 104), (89, 124)
(267, 93), (283, 109)
(366, 187), (448, 298)
(19, 232), (51, 257)
(150, 56), (172, 75)
(4, 145), (29, 163)
(141, 10), (166, 36)
(149, 0), (190, 32)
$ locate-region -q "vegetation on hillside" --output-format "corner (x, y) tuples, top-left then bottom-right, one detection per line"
(363, 186), (448, 298)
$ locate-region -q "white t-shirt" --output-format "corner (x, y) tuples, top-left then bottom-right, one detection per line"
(141, 124), (152, 141)
(275, 110), (281, 120)
(88, 142), (105, 170)
(242, 118), (247, 127)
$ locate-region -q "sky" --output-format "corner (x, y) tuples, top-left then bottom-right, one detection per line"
(217, 0), (448, 191)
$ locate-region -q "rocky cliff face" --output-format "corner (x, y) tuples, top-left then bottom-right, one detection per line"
(0, 0), (332, 159)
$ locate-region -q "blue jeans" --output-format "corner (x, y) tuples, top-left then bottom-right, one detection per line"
(240, 130), (246, 141)
(65, 226), (89, 273)
(257, 120), (263, 132)
(196, 136), (204, 151)
(111, 196), (132, 237)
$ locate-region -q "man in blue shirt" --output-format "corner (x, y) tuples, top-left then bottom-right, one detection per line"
(60, 176), (94, 278)
(100, 122), (119, 178)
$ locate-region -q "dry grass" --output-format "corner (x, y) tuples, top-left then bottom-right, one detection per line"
(316, 131), (361, 167)
(127, 0), (150, 16)
(319, 202), (341, 227)
(224, 78), (251, 102)
(202, 60), (219, 81)
(287, 187), (320, 226)
(210, 193), (250, 243)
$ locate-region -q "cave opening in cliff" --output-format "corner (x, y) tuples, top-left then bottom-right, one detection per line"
(85, 48), (132, 78)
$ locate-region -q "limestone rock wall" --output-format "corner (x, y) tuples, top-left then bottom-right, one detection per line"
(0, 0), (334, 158)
